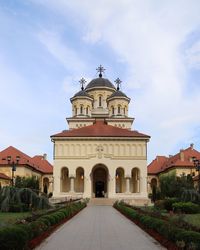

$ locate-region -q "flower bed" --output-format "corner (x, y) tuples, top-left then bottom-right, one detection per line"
(0, 201), (86, 250)
(114, 201), (200, 250)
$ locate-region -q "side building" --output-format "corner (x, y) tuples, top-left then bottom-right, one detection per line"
(147, 144), (200, 192)
(51, 66), (150, 204)
(0, 146), (53, 193)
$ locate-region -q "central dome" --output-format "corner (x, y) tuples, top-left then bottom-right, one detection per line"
(85, 77), (116, 91)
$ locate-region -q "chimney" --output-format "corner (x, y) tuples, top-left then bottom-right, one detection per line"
(43, 153), (47, 160)
(190, 143), (194, 149)
(180, 149), (184, 161)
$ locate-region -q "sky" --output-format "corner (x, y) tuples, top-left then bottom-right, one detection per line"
(0, 0), (200, 163)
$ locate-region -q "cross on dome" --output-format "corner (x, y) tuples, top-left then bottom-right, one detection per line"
(79, 78), (86, 90)
(115, 78), (122, 90)
(96, 65), (106, 78)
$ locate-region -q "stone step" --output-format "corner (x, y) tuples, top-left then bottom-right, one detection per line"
(88, 198), (116, 206)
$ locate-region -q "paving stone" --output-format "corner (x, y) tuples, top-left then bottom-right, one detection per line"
(35, 206), (166, 250)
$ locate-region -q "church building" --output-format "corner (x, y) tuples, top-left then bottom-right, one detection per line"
(51, 66), (150, 204)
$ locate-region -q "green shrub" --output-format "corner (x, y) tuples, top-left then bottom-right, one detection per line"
(41, 215), (56, 226)
(29, 220), (46, 238)
(164, 198), (179, 211)
(38, 218), (51, 228)
(172, 202), (200, 214)
(51, 213), (60, 224)
(176, 230), (200, 248)
(59, 209), (68, 217)
(0, 225), (29, 250)
(114, 201), (200, 248)
(18, 224), (33, 240)
(0, 201), (86, 249)
(154, 200), (165, 210)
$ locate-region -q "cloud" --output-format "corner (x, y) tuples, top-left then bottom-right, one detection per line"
(9, 0), (200, 160)
(185, 40), (200, 69)
(37, 30), (86, 72)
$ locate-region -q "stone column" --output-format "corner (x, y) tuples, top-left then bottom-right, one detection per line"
(147, 181), (151, 194)
(125, 177), (130, 193)
(70, 177), (75, 192)
(140, 176), (148, 196)
(109, 175), (116, 198)
(53, 175), (60, 197)
(83, 174), (92, 198)
(137, 179), (140, 193)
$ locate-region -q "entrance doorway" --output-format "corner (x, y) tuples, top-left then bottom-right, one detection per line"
(95, 181), (105, 197)
(92, 165), (108, 198)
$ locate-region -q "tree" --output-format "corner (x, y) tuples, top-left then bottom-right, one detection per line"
(15, 176), (40, 194)
(159, 171), (194, 198)
(0, 186), (50, 212)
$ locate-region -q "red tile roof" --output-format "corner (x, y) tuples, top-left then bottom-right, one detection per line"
(51, 120), (150, 138)
(147, 156), (168, 174)
(0, 173), (11, 180)
(148, 145), (200, 175)
(0, 146), (53, 174)
(32, 156), (53, 174)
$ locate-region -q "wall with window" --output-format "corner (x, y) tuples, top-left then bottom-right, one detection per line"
(107, 99), (129, 117)
(72, 99), (93, 117)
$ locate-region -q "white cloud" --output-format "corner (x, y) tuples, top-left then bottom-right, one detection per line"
(185, 40), (200, 69)
(37, 30), (86, 72)
(13, 1), (200, 160)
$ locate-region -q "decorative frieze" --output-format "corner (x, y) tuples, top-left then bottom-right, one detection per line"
(55, 141), (146, 160)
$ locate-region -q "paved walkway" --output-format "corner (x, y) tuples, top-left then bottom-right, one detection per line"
(36, 206), (165, 250)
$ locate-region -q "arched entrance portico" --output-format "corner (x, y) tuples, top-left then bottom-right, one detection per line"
(92, 164), (109, 198)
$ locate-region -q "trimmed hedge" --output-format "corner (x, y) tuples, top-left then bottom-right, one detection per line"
(172, 202), (200, 214)
(114, 202), (200, 249)
(154, 198), (179, 211)
(0, 226), (29, 250)
(0, 201), (86, 250)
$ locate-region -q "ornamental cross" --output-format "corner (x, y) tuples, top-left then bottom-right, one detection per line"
(96, 65), (105, 78)
(79, 78), (86, 90)
(115, 78), (122, 90)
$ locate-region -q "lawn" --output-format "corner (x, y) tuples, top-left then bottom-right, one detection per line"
(0, 212), (31, 227)
(134, 206), (200, 229)
(183, 214), (200, 228)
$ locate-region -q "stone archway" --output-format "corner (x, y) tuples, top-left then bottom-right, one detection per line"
(92, 164), (108, 198)
(61, 167), (70, 192)
(115, 167), (126, 193)
(150, 178), (157, 190)
(43, 177), (49, 194)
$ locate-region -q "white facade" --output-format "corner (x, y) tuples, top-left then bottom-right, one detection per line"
(51, 69), (150, 204)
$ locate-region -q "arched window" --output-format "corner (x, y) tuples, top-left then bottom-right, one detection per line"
(86, 106), (89, 115)
(131, 168), (140, 193)
(99, 96), (102, 107)
(118, 105), (121, 114)
(112, 106), (114, 115)
(80, 105), (83, 114)
(124, 107), (126, 115)
(61, 167), (70, 192)
(75, 167), (84, 193)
